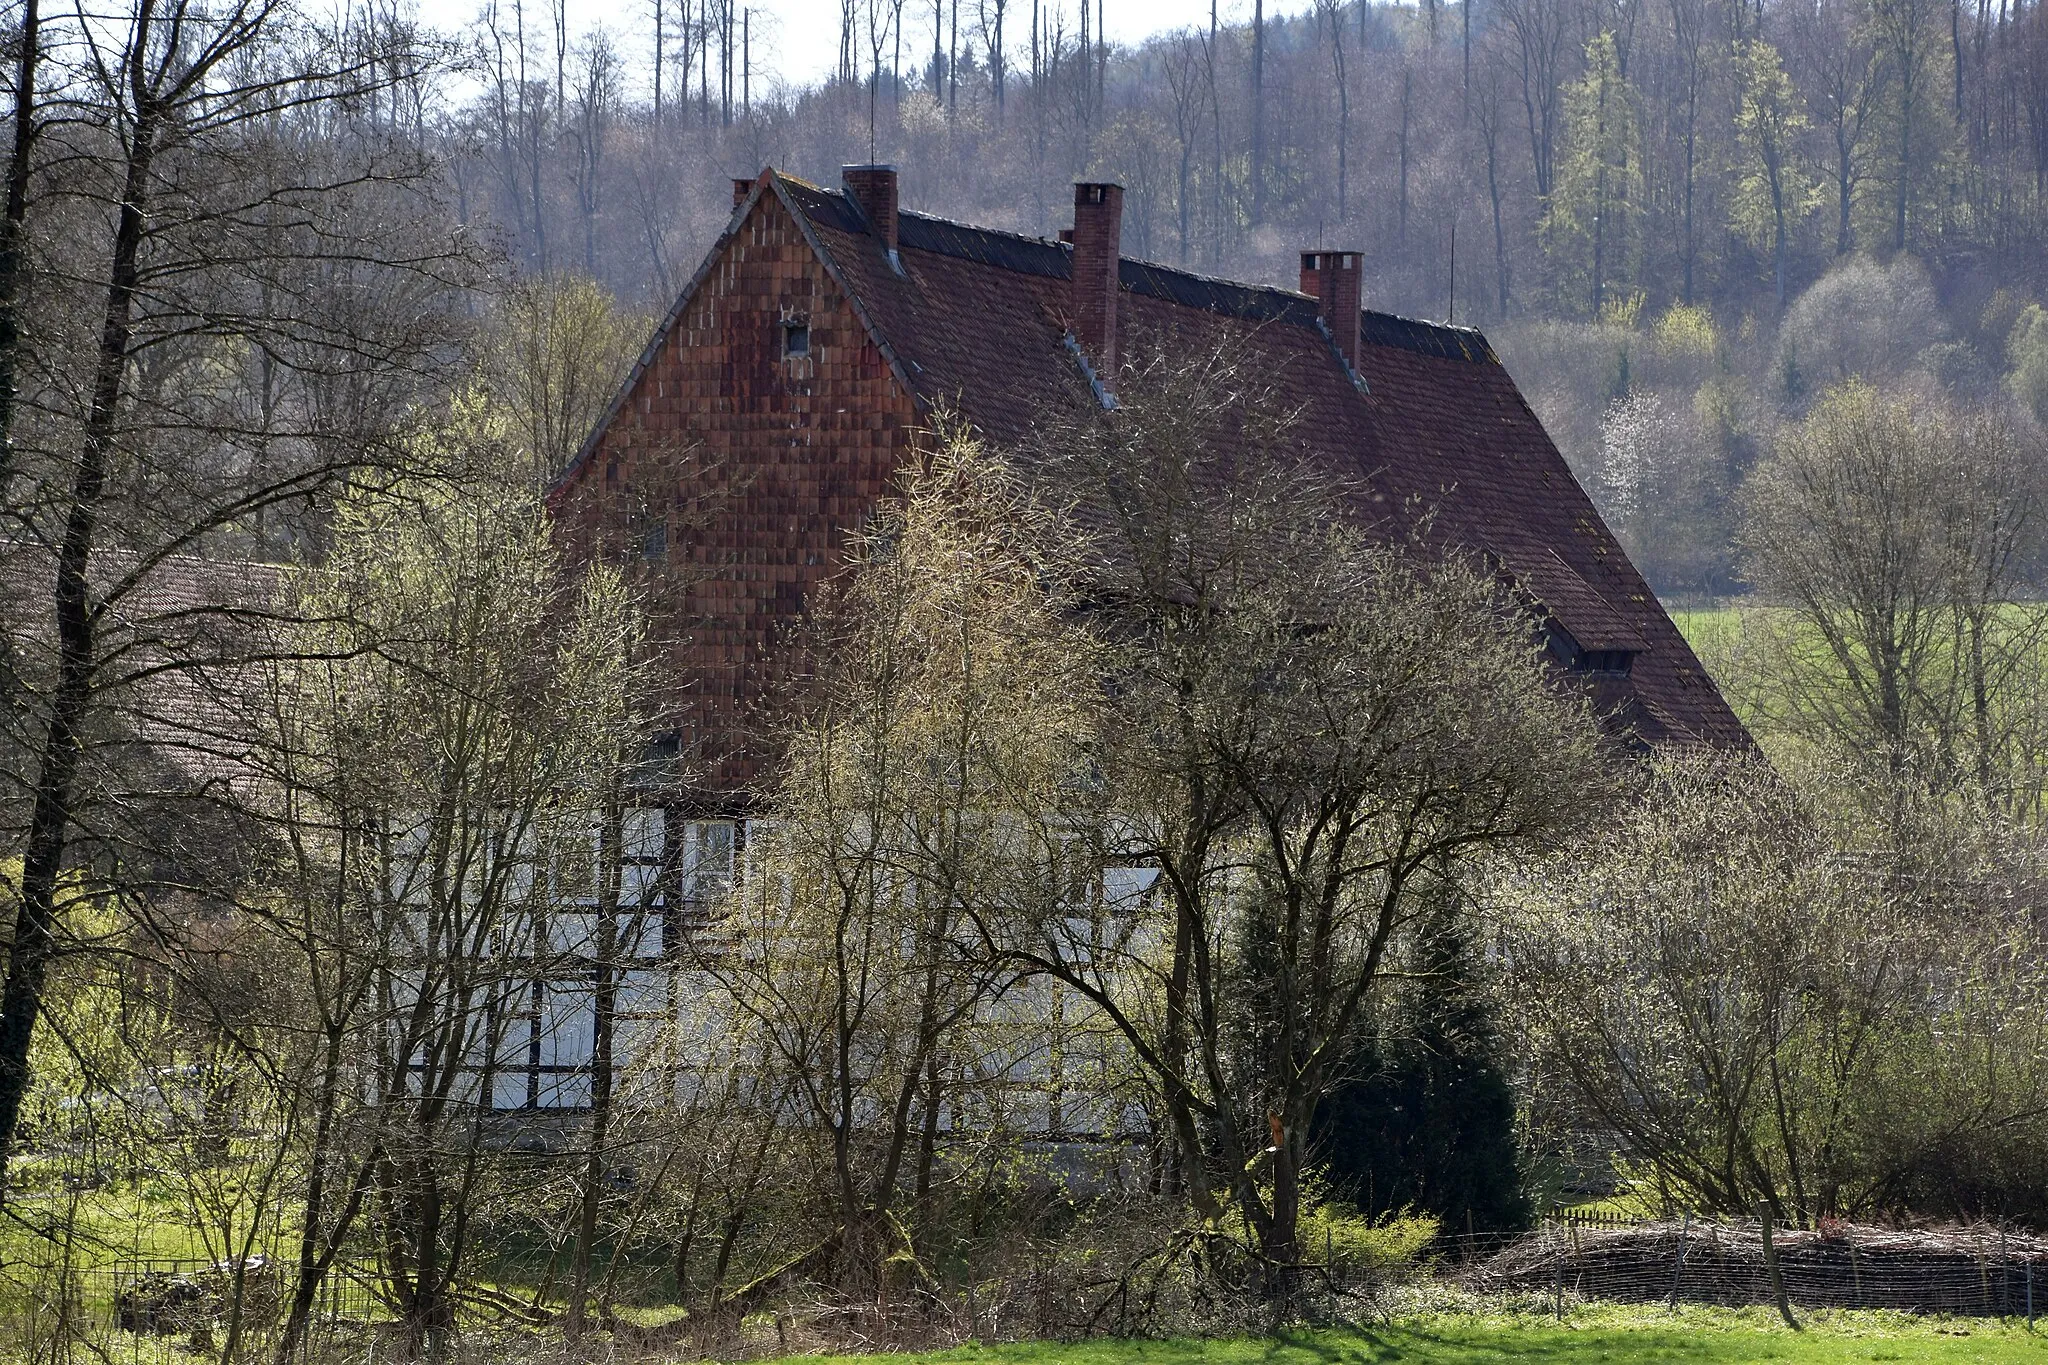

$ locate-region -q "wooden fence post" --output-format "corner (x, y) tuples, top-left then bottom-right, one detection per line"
(1553, 1217), (1564, 1321)
(1668, 1211), (1690, 1313)
(1845, 1223), (1862, 1307)
(1757, 1203), (1799, 1331)
(1325, 1224), (1335, 1322)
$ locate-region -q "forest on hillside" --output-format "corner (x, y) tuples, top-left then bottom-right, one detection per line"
(423, 0), (2048, 596)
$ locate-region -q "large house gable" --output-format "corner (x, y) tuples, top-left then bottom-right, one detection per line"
(553, 171), (917, 508)
(550, 172), (923, 797)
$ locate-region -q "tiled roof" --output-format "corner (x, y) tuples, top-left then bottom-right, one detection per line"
(757, 172), (1745, 749)
(0, 546), (288, 814)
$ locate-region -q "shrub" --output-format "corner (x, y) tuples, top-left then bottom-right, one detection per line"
(2008, 303), (2048, 423)
(1779, 255), (1945, 388)
(1653, 304), (1718, 361)
(1298, 1203), (1442, 1280)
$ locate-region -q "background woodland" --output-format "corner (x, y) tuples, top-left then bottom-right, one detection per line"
(435, 0), (2048, 593)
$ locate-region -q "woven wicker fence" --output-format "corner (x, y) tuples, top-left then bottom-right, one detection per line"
(1472, 1215), (2048, 1317)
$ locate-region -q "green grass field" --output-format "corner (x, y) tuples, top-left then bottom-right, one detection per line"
(1666, 606), (1742, 655)
(764, 1308), (2048, 1364)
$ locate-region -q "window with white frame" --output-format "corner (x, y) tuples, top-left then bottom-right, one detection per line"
(502, 814), (741, 1110)
(384, 808), (730, 1113)
(676, 818), (736, 907)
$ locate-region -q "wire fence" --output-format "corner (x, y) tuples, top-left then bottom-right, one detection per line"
(1, 1258), (395, 1365)
(1469, 1211), (2048, 1319)
(4, 1214), (2044, 1365)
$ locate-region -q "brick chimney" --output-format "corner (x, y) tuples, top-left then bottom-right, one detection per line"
(732, 175), (755, 207)
(1300, 250), (1364, 375)
(842, 164), (899, 257)
(1070, 182), (1124, 391)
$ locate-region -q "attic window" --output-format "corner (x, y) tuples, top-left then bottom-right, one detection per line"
(640, 517), (668, 561)
(782, 320), (810, 358)
(638, 733), (683, 782)
(1575, 649), (1635, 676)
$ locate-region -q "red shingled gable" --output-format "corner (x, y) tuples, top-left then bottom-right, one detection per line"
(553, 167), (1749, 791)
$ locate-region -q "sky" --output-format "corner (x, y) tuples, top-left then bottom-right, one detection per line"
(409, 0), (1318, 97)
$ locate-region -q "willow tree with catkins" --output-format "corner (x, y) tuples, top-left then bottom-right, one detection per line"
(702, 424), (1105, 1305)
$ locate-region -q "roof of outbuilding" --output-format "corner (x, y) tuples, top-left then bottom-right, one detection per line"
(568, 168), (1747, 750)
(0, 546), (290, 831)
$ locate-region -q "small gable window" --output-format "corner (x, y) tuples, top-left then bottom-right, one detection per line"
(622, 499), (667, 565)
(782, 320), (810, 358)
(1547, 623), (1636, 676)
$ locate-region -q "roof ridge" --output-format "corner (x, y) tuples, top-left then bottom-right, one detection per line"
(897, 204), (1065, 251)
(893, 204), (1306, 306)
(889, 204), (1489, 348)
(1123, 253), (1306, 306)
(1365, 307), (1488, 337)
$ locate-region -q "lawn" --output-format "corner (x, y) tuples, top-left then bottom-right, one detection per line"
(761, 1307), (2048, 1364)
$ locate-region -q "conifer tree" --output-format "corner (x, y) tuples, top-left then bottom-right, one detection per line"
(1312, 902), (1532, 1237)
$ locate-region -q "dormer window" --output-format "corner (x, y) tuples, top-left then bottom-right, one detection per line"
(1576, 649), (1635, 675)
(638, 732), (682, 782)
(1547, 622), (1636, 676)
(782, 319), (810, 358)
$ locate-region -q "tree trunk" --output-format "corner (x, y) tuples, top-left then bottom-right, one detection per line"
(1837, 131), (1855, 252)
(0, 0), (41, 503)
(0, 80), (158, 1193)
(278, 1024), (349, 1361)
(1489, 122), (1511, 312)
(1178, 136), (1193, 262)
(1251, 0), (1267, 224)
(568, 807), (622, 1338)
(1682, 70), (1699, 302)
(1333, 25), (1349, 220)
(1895, 90), (1912, 250)
(1399, 66), (1412, 243)
(1952, 0), (1965, 113)
(1208, 0), (1223, 264)
(911, 1050), (942, 1256)
(1770, 153), (1789, 306)
(1463, 0), (1472, 115)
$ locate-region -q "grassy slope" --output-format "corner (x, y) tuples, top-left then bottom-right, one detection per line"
(764, 1309), (2048, 1364)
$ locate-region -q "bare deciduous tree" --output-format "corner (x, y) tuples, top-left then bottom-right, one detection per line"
(706, 428), (1096, 1305)
(252, 402), (641, 1357)
(983, 337), (1609, 1304)
(1498, 750), (2048, 1224)
(481, 272), (648, 484)
(0, 0), (473, 1192)
(1737, 381), (2048, 817)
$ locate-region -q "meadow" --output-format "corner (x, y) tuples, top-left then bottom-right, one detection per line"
(755, 1309), (2048, 1365)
